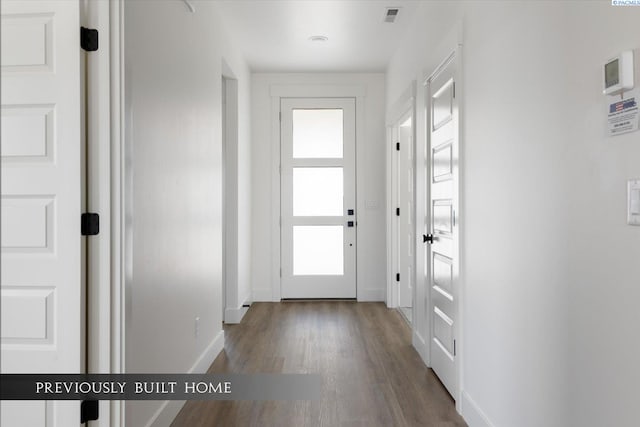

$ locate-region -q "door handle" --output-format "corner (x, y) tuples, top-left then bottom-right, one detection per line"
(423, 233), (434, 244)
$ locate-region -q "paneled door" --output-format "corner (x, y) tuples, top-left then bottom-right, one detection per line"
(425, 52), (459, 398)
(281, 98), (356, 299)
(1, 1), (84, 425)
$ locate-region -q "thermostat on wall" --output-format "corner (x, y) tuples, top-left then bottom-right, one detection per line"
(603, 50), (634, 96)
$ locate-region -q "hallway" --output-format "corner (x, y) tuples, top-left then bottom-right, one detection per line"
(2, 1), (640, 426)
(172, 302), (466, 427)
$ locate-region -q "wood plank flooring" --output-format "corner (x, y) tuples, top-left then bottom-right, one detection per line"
(172, 302), (467, 427)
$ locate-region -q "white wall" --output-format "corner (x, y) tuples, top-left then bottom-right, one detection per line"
(386, 1), (640, 427)
(250, 73), (387, 302)
(564, 5), (640, 427)
(123, 1), (251, 425)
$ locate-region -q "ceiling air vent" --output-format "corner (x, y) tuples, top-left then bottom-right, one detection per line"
(384, 8), (400, 23)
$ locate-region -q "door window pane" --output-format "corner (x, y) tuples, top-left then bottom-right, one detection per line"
(293, 167), (343, 216)
(293, 226), (344, 275)
(293, 109), (343, 158)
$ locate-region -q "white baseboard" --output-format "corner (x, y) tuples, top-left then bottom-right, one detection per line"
(252, 288), (274, 302)
(147, 392), (186, 427)
(254, 287), (384, 302)
(412, 330), (429, 366)
(461, 391), (495, 427)
(147, 330), (225, 427)
(357, 287), (385, 302)
(224, 304), (249, 324)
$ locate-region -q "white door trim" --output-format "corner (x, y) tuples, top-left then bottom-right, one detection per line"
(422, 45), (464, 411)
(111, 2), (126, 425)
(89, 1), (126, 425)
(83, 1), (119, 426)
(269, 84), (366, 301)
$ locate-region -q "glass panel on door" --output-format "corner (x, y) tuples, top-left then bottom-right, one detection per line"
(293, 109), (343, 158)
(293, 167), (343, 216)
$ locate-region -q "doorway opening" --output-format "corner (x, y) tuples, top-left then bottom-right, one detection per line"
(387, 83), (416, 325)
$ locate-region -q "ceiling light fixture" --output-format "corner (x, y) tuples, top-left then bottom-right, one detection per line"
(308, 35), (328, 42)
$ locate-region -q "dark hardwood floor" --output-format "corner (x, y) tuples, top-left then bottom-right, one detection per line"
(172, 302), (467, 427)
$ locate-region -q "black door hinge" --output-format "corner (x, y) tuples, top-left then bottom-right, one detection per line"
(81, 27), (99, 51)
(396, 207), (400, 216)
(80, 400), (99, 423)
(396, 142), (400, 151)
(396, 273), (400, 282)
(81, 213), (100, 236)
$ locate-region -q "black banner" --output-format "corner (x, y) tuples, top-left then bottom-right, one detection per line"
(0, 374), (322, 401)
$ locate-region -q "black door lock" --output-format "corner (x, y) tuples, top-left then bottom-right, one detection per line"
(423, 233), (434, 244)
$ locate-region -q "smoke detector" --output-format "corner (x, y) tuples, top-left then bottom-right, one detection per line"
(383, 7), (400, 23)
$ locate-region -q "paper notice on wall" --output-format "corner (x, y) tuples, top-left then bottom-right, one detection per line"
(607, 90), (639, 136)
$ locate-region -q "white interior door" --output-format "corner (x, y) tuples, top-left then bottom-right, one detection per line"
(281, 98), (356, 299)
(426, 52), (459, 398)
(397, 115), (414, 310)
(1, 1), (84, 425)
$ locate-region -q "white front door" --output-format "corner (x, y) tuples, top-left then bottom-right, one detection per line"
(1, 1), (84, 425)
(426, 52), (459, 398)
(280, 98), (356, 299)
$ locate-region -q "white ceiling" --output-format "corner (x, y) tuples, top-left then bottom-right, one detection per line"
(214, 0), (422, 72)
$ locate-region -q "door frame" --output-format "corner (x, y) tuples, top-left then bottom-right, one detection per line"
(83, 1), (126, 426)
(386, 81), (416, 312)
(421, 45), (464, 410)
(269, 84), (365, 301)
